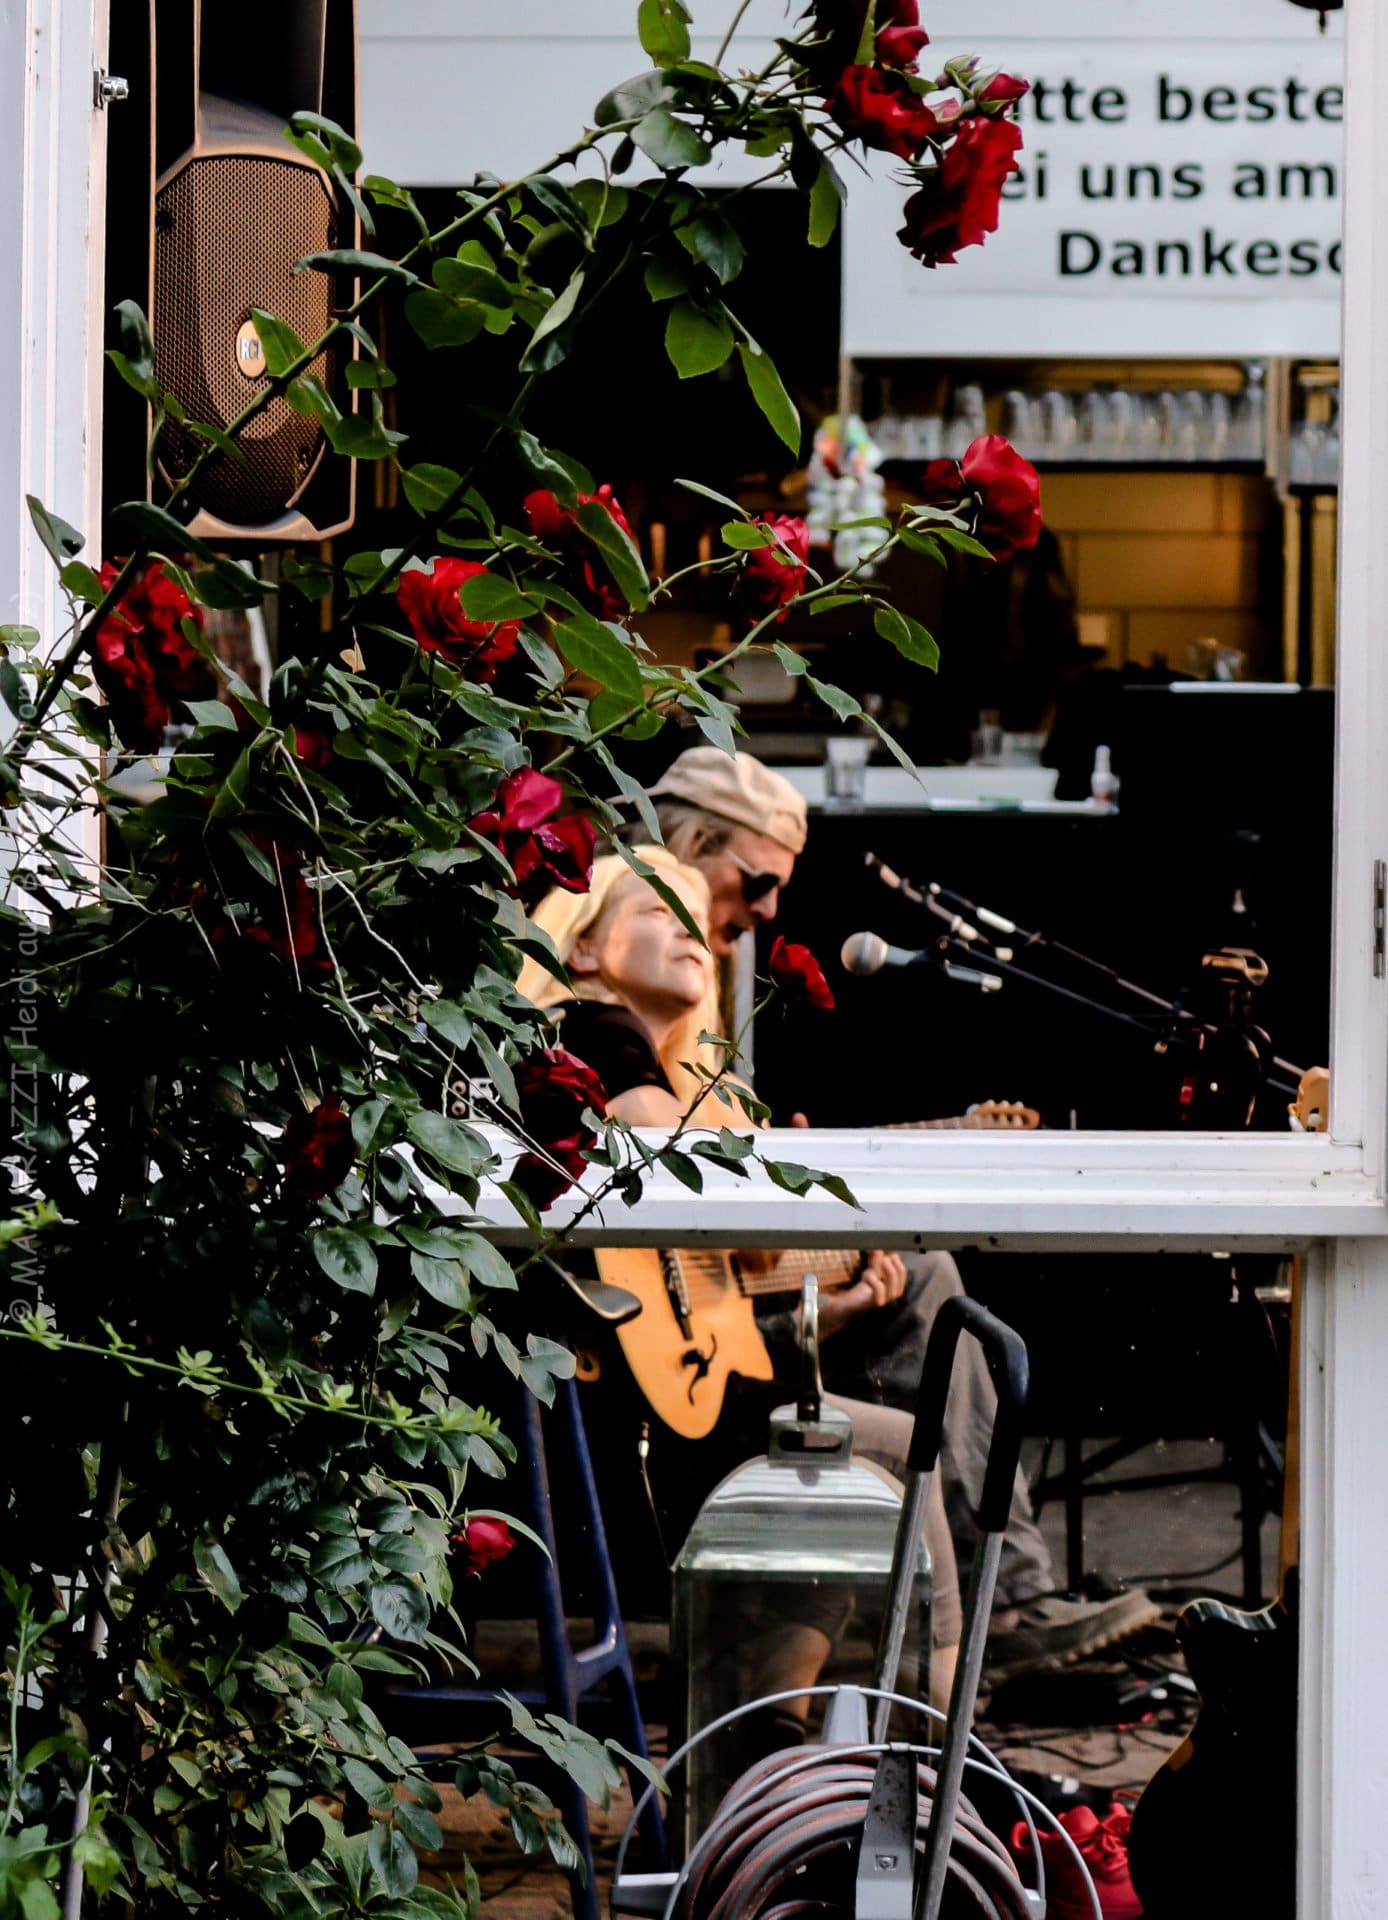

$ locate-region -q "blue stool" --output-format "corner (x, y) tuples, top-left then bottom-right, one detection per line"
(386, 1366), (662, 1917)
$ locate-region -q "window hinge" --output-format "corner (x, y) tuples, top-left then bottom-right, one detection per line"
(93, 71), (128, 110)
(1375, 860), (1386, 979)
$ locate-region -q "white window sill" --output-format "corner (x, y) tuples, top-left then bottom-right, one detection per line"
(424, 1128), (1386, 1252)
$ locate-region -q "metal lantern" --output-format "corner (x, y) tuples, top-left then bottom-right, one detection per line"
(670, 1280), (931, 1850)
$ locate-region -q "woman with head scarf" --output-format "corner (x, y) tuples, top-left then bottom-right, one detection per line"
(514, 848), (963, 1722)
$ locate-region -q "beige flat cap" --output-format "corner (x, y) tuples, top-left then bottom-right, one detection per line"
(649, 747), (808, 855)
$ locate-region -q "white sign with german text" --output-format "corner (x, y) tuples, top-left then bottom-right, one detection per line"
(843, 33), (1345, 358)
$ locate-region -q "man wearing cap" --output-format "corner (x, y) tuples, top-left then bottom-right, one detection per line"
(646, 744), (1159, 1679)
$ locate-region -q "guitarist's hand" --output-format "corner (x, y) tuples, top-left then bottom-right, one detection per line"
(819, 1251), (908, 1338)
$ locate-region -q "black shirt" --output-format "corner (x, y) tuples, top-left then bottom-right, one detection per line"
(552, 1000), (674, 1102)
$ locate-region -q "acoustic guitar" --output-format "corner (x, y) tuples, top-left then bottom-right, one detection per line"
(597, 1101), (1039, 1437)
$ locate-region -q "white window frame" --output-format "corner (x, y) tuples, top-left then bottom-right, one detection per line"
(7, 1), (1388, 1912)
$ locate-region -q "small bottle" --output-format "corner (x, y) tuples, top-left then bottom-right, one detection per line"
(1090, 743), (1119, 811)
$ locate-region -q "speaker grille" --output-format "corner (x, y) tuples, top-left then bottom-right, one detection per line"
(154, 154), (340, 527)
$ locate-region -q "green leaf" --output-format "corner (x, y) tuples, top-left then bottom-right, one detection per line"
(18, 1879), (61, 1920)
(248, 308), (307, 377)
(410, 1252), (471, 1309)
(394, 1799), (444, 1853)
(873, 603), (939, 670)
(809, 154), (847, 248)
(59, 561), (104, 606)
(344, 359), (396, 391)
(633, 105), (710, 171)
(576, 499), (649, 612)
(288, 110), (363, 173)
(343, 1759), (393, 1807)
(639, 0), (692, 65)
(297, 247), (416, 283)
(572, 179), (631, 229)
(721, 520), (775, 551)
(368, 1821), (419, 1896)
(312, 1228), (379, 1296)
(935, 525), (997, 562)
(805, 674), (863, 724)
(643, 256), (690, 303)
(693, 213), (745, 284)
(675, 477), (748, 517)
(351, 1098), (392, 1155)
(773, 641), (809, 677)
(737, 341), (800, 453)
(312, 1533), (373, 1589)
(405, 1110), (489, 1176)
(369, 1578), (431, 1646)
(433, 256), (513, 308)
(193, 1536), (244, 1613)
(324, 412), (405, 462)
(400, 463), (463, 519)
(459, 573), (538, 624)
(595, 69), (674, 128)
(421, 999), (474, 1049)
(659, 1149), (703, 1192)
(404, 288), (486, 350)
(110, 297), (156, 392)
(524, 175), (592, 244)
(184, 699), (237, 730)
(520, 267), (586, 374)
(553, 613), (644, 703)
(513, 431), (580, 506)
(665, 301), (733, 379)
(450, 1230), (518, 1293)
(26, 496), (83, 566)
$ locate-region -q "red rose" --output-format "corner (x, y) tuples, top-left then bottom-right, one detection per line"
(876, 22), (929, 68)
(897, 115), (1024, 267)
(743, 515), (812, 620)
(961, 436), (1042, 561)
(451, 1516), (516, 1575)
(768, 936), (835, 1011)
(978, 72), (1029, 105)
(396, 558), (523, 679)
(90, 560), (213, 751)
(523, 484), (636, 621)
(239, 837), (326, 969)
(91, 626), (169, 752)
(919, 437), (1041, 563)
(468, 769), (596, 897)
(282, 1096), (354, 1200)
(830, 65), (939, 160)
(511, 1049), (608, 1211)
(290, 726), (334, 769)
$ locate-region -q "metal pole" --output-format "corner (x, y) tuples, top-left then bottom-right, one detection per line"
(913, 1532), (1005, 1920)
(870, 1468), (931, 1743)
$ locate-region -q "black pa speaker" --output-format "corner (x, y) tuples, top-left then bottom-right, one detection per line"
(105, 0), (359, 542)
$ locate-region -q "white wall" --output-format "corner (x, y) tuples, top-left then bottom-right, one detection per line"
(1, 0), (108, 665)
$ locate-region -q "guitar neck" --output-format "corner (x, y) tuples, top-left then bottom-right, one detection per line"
(731, 1248), (859, 1297)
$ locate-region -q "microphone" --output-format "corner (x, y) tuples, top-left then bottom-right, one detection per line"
(840, 931), (1003, 991)
(840, 930), (920, 975)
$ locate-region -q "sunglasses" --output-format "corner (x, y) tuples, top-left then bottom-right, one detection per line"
(727, 847), (789, 905)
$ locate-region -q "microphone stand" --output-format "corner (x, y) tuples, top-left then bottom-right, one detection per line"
(868, 853), (1305, 1105)
(925, 930), (1302, 1106)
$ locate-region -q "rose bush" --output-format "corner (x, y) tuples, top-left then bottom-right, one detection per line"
(0, 3), (1029, 1913)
